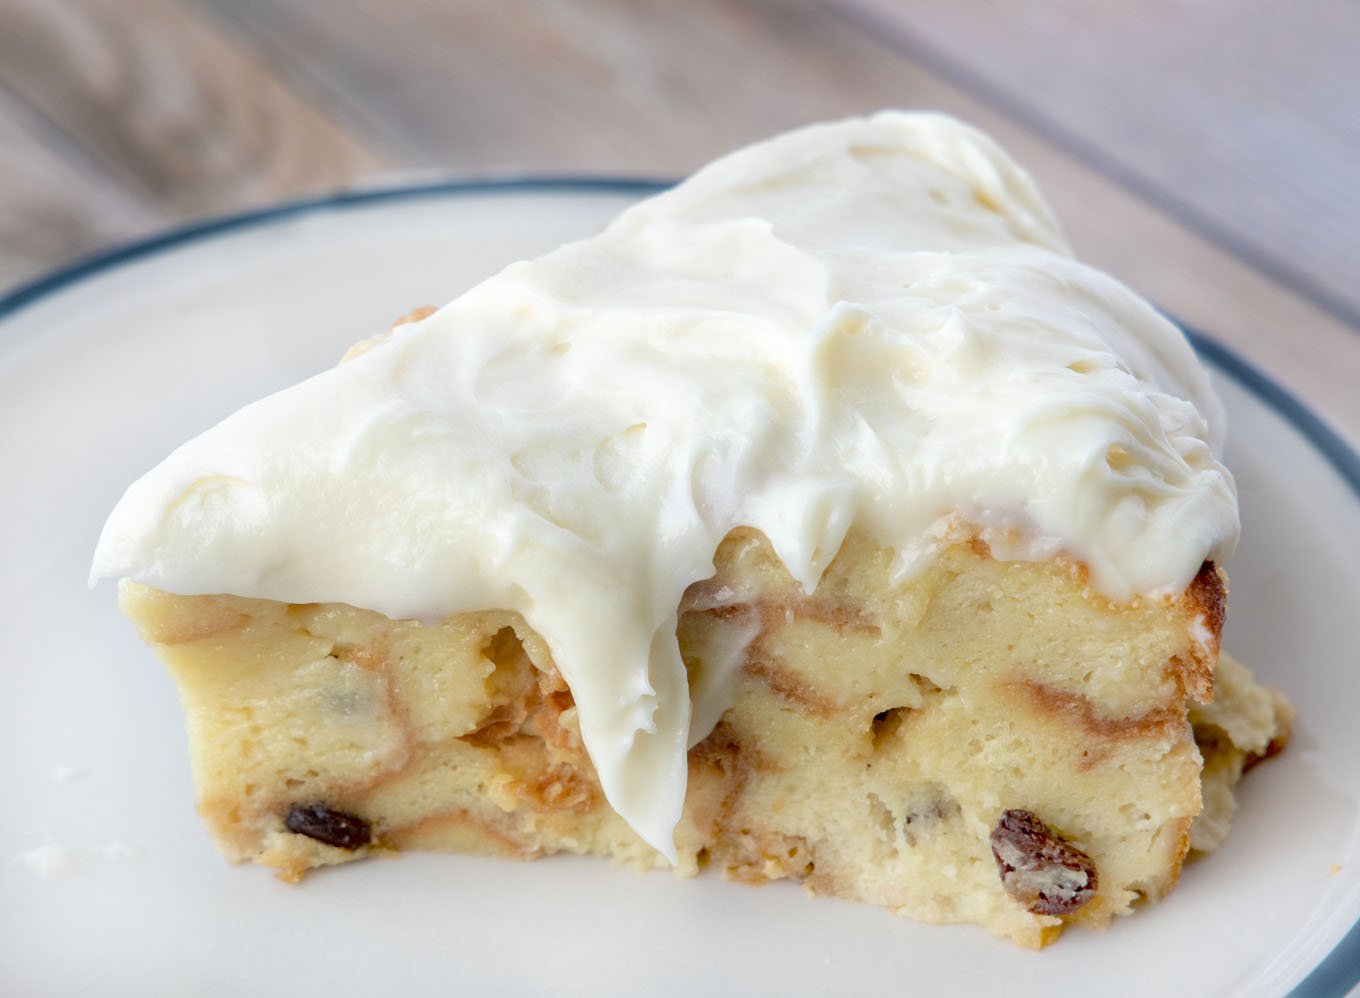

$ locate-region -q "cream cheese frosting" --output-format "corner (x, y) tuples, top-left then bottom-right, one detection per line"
(92, 111), (1238, 860)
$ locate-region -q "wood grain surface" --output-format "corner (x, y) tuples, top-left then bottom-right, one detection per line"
(0, 0), (385, 213)
(1, 0), (1356, 443)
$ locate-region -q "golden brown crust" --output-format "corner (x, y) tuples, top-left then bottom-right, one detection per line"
(1178, 561), (1227, 702)
(742, 646), (837, 715)
(685, 722), (767, 875)
(1187, 561), (1228, 643)
(1012, 679), (1184, 745)
(759, 595), (879, 633)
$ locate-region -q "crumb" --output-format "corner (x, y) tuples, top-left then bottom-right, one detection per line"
(14, 845), (78, 879)
(1331, 863), (1343, 875)
(99, 842), (141, 861)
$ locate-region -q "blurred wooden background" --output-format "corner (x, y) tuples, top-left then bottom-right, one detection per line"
(1, 0), (1357, 442)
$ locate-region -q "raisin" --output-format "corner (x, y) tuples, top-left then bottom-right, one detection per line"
(989, 808), (1097, 916)
(284, 803), (372, 850)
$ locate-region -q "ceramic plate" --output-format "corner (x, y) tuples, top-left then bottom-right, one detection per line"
(2, 181), (1357, 997)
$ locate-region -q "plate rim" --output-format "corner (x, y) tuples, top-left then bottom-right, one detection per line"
(4, 176), (1357, 997)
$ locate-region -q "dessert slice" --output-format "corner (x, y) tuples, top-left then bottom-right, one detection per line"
(118, 530), (1286, 947)
(94, 111), (1289, 946)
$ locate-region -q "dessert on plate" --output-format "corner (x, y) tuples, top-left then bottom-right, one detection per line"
(93, 111), (1289, 947)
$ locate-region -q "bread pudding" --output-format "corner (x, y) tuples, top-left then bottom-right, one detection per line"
(93, 111), (1289, 946)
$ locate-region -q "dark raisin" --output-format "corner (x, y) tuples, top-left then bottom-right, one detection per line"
(284, 803), (372, 850)
(990, 808), (1098, 916)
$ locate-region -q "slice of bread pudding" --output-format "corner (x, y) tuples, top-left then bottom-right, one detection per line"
(93, 112), (1289, 946)
(117, 528), (1286, 947)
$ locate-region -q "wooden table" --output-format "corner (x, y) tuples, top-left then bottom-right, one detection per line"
(2, 0), (1357, 447)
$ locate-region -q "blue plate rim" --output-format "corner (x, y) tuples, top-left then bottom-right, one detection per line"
(2, 176), (1356, 996)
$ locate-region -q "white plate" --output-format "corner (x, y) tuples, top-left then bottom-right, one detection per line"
(2, 181), (1357, 998)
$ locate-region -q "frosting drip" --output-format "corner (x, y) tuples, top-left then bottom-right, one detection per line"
(92, 112), (1238, 859)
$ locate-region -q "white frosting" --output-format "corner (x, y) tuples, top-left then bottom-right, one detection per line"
(92, 112), (1238, 860)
